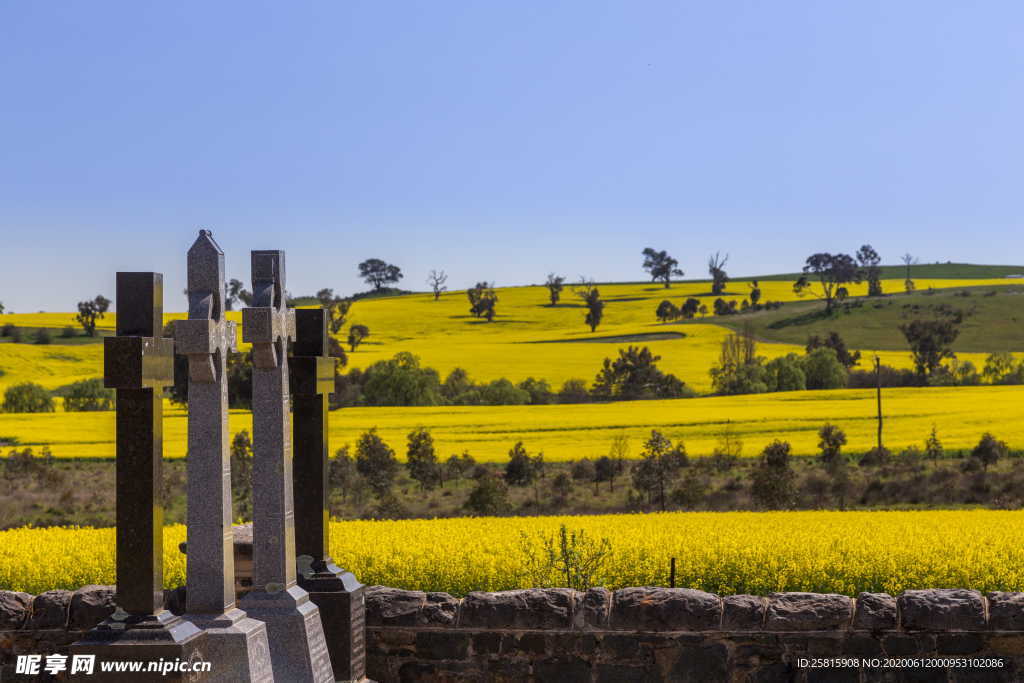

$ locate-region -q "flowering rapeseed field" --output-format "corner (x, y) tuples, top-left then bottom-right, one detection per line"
(1, 385), (1021, 461)
(3, 511), (1024, 596)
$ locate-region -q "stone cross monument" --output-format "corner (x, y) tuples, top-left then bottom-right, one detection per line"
(176, 231), (274, 682)
(239, 251), (334, 683)
(291, 308), (367, 682)
(71, 272), (207, 680)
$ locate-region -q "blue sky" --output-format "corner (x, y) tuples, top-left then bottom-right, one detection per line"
(1, 1), (1022, 312)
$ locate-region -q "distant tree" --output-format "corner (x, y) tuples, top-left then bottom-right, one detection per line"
(355, 428), (400, 497)
(748, 281), (762, 306)
(655, 300), (678, 323)
(803, 347), (848, 390)
(710, 420), (743, 471)
(0, 301), (4, 314)
(642, 248), (683, 288)
(571, 458), (595, 483)
(575, 279), (604, 332)
(226, 279), (248, 310)
(924, 425), (944, 460)
(517, 377), (554, 405)
(545, 273), (566, 306)
(709, 324), (768, 395)
(764, 353), (806, 392)
(63, 378), (114, 412)
(631, 429), (687, 511)
(806, 332), (861, 369)
(698, 303), (709, 318)
(444, 451), (476, 488)
(426, 270), (448, 300)
(467, 282), (498, 321)
(901, 253), (918, 292)
(348, 324), (370, 352)
(329, 446), (359, 503)
(464, 473), (509, 515)
(792, 253), (861, 313)
(900, 309), (963, 378)
(75, 294), (111, 337)
(2, 382), (55, 413)
(557, 378), (591, 403)
(230, 430), (254, 520)
(317, 289), (352, 367)
(358, 258), (403, 291)
(440, 367), (473, 402)
(608, 432), (629, 490)
(817, 423), (847, 466)
(983, 352), (1017, 384)
(406, 427), (441, 491)
(856, 245), (883, 296)
(680, 298), (700, 319)
(594, 456), (622, 493)
(708, 252), (729, 294)
(591, 346), (690, 400)
(713, 298), (738, 316)
(505, 441), (541, 487)
(361, 352), (443, 406)
(972, 432), (1008, 471)
(751, 440), (795, 509)
(551, 472), (573, 500)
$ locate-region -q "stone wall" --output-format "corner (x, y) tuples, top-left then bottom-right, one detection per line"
(5, 585), (1024, 681)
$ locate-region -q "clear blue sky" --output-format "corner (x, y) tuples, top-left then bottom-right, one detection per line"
(1, 1), (1022, 312)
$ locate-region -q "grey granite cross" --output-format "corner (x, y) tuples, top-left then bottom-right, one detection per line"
(291, 308), (367, 681)
(240, 250), (334, 683)
(71, 273), (206, 680)
(176, 231), (273, 682)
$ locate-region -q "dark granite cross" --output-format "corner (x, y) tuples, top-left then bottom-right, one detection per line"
(290, 308), (367, 681)
(103, 272), (175, 616)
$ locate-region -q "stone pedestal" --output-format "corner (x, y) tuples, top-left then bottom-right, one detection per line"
(240, 586), (334, 683)
(187, 608), (273, 683)
(299, 562), (367, 683)
(71, 611), (207, 682)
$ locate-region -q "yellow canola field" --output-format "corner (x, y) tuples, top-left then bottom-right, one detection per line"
(2, 385), (1022, 461)
(1, 278), (1013, 393)
(4, 510), (1024, 596)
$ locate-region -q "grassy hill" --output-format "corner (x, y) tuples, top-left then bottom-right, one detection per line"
(715, 284), (1024, 353)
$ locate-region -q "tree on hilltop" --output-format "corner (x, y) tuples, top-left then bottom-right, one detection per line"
(544, 273), (565, 306)
(856, 245), (883, 297)
(901, 253), (918, 292)
(426, 270), (448, 300)
(708, 252), (729, 294)
(75, 294), (111, 337)
(575, 278), (604, 332)
(358, 258), (403, 291)
(348, 324), (370, 351)
(467, 282), (498, 321)
(642, 248), (683, 288)
(793, 252), (861, 313)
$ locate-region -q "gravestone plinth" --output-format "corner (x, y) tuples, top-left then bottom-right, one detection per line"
(239, 250), (334, 683)
(176, 231), (273, 683)
(291, 308), (368, 682)
(71, 272), (207, 682)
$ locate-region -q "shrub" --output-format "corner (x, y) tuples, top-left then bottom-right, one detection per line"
(803, 347), (847, 390)
(557, 378), (590, 404)
(924, 425), (944, 460)
(518, 524), (612, 591)
(517, 377), (554, 405)
(60, 326), (76, 339)
(571, 458), (595, 482)
(751, 440), (795, 509)
(361, 352), (443, 407)
(817, 424), (847, 466)
(464, 474), (509, 516)
(972, 433), (1008, 471)
(860, 446), (891, 468)
(765, 354), (806, 392)
(63, 379), (114, 412)
(2, 383), (54, 413)
(0, 323), (13, 337)
(8, 326), (22, 343)
(355, 429), (400, 496)
(34, 328), (52, 345)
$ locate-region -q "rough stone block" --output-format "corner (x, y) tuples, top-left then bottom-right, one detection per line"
(68, 585), (115, 630)
(609, 587), (721, 631)
(27, 590), (72, 629)
(765, 592), (853, 631)
(460, 588), (577, 629)
(534, 655), (592, 683)
(365, 586), (458, 627)
(899, 589), (986, 631)
(936, 632), (984, 654)
(416, 630), (469, 660)
(723, 594), (766, 630)
(854, 592), (897, 631)
(0, 590), (32, 630)
(664, 642), (729, 682)
(988, 592), (1024, 631)
(580, 587), (611, 629)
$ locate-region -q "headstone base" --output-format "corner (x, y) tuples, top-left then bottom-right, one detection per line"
(186, 607), (274, 683)
(70, 610), (207, 682)
(299, 560), (369, 683)
(240, 585), (334, 683)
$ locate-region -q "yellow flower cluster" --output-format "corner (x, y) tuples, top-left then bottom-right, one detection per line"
(3, 511), (1024, 597)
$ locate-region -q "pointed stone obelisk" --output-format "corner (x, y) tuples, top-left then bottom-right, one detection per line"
(239, 250), (334, 683)
(176, 231), (274, 683)
(71, 272), (208, 681)
(291, 308), (367, 682)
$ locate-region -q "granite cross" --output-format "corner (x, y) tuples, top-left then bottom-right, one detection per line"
(291, 309), (367, 681)
(71, 272), (206, 680)
(240, 250), (334, 683)
(176, 231), (273, 682)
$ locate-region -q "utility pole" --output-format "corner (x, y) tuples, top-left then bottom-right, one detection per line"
(875, 354), (883, 451)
